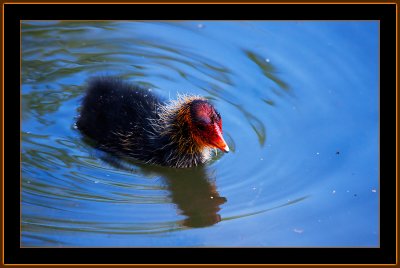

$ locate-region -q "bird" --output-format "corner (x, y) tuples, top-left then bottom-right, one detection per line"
(76, 76), (229, 168)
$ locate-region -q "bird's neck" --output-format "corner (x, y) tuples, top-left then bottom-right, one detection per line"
(153, 95), (211, 167)
(162, 103), (203, 154)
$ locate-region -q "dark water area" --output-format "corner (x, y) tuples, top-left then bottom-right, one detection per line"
(21, 21), (379, 247)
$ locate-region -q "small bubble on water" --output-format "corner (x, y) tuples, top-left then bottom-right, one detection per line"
(260, 158), (264, 161)
(73, 124), (78, 129)
(265, 58), (270, 62)
(106, 174), (110, 177)
(197, 23), (205, 29)
(332, 190), (336, 194)
(293, 228), (304, 234)
(26, 180), (31, 184)
(316, 152), (320, 155)
(252, 187), (256, 190)
(94, 180), (99, 184)
(372, 189), (377, 193)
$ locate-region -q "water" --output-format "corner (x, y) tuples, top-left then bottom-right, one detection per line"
(21, 21), (379, 247)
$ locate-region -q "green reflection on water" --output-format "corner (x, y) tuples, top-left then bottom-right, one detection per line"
(222, 195), (310, 221)
(22, 217), (182, 235)
(262, 99), (275, 106)
(233, 104), (266, 147)
(22, 85), (82, 119)
(245, 50), (290, 92)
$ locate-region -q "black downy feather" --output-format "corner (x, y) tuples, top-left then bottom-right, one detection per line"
(77, 76), (208, 168)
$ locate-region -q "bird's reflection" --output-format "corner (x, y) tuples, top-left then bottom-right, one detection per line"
(99, 153), (227, 228)
(162, 167), (226, 227)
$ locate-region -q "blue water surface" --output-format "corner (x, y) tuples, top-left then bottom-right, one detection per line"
(21, 21), (379, 247)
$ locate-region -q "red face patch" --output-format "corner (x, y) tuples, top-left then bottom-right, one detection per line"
(190, 100), (228, 151)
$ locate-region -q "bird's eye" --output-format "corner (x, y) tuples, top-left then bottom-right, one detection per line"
(216, 112), (221, 120)
(197, 124), (206, 131)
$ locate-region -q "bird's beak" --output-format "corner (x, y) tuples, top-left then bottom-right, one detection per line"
(212, 125), (230, 153)
(216, 138), (230, 153)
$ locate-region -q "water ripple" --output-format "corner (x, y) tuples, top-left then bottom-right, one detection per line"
(21, 21), (379, 246)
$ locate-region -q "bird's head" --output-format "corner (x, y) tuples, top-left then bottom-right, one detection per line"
(188, 99), (229, 153)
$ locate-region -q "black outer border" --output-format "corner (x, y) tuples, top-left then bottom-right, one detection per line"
(3, 3), (397, 265)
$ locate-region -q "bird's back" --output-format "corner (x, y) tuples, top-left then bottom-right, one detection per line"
(77, 77), (163, 157)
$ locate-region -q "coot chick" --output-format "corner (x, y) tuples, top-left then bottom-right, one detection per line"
(77, 77), (229, 168)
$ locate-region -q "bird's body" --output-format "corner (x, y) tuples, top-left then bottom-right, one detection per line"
(77, 77), (229, 168)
